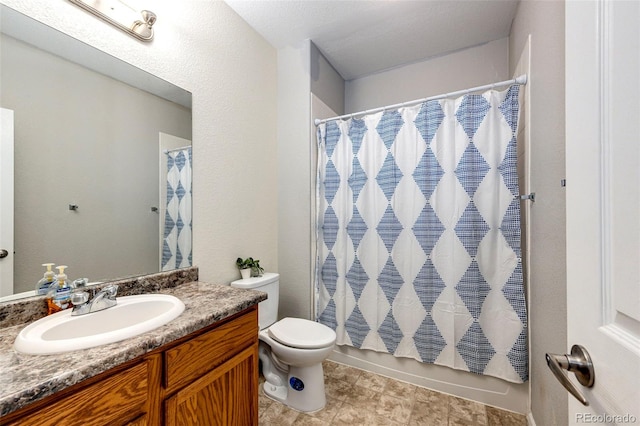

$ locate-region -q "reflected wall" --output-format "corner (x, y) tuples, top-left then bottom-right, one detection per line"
(1, 33), (191, 293)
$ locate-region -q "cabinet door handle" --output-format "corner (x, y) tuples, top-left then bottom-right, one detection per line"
(546, 344), (595, 406)
(0, 249), (8, 259)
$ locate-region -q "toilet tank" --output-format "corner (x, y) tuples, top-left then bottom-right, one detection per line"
(230, 272), (279, 330)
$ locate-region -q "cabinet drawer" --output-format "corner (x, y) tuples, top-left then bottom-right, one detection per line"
(164, 307), (258, 393)
(5, 361), (149, 426)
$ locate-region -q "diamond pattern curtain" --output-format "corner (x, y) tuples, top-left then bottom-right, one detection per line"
(162, 147), (192, 271)
(316, 85), (527, 383)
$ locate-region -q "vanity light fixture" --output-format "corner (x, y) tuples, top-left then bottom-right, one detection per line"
(68, 0), (156, 41)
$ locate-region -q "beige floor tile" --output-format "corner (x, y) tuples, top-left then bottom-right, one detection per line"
(486, 406), (527, 426)
(415, 386), (449, 404)
(449, 414), (487, 426)
(343, 383), (382, 409)
(259, 400), (301, 425)
(258, 390), (274, 414)
(354, 370), (390, 393)
(375, 393), (414, 424)
(384, 378), (418, 401)
(333, 402), (403, 425)
(368, 416), (405, 426)
(301, 395), (342, 423)
(323, 361), (363, 385)
(260, 363), (521, 426)
(409, 397), (448, 426)
(292, 414), (330, 425)
(325, 376), (356, 401)
(332, 401), (374, 425)
(323, 360), (338, 375)
(448, 396), (487, 426)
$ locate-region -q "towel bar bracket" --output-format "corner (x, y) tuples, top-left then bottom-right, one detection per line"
(520, 193), (535, 202)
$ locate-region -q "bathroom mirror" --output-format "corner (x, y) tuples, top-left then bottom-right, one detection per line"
(0, 5), (192, 300)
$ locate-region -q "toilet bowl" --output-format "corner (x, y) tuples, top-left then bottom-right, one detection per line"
(230, 273), (336, 412)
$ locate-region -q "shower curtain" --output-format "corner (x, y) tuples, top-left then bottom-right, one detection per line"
(161, 147), (192, 271)
(316, 85), (527, 383)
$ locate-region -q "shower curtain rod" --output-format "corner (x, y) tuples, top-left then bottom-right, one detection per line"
(314, 74), (527, 126)
(163, 145), (191, 154)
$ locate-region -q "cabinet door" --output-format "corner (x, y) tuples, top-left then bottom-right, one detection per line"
(165, 345), (258, 426)
(4, 361), (149, 426)
(126, 414), (148, 426)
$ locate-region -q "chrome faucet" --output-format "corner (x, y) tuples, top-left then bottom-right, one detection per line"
(71, 284), (118, 316)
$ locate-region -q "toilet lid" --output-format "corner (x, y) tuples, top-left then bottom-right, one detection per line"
(268, 318), (336, 349)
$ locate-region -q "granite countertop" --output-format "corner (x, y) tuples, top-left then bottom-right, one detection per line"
(0, 281), (267, 417)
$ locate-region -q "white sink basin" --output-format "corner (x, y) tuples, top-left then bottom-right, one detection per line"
(14, 294), (185, 355)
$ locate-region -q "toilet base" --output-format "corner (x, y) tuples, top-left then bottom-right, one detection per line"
(262, 380), (288, 403)
(262, 364), (327, 413)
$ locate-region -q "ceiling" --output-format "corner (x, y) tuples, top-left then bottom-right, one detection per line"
(224, 0), (520, 80)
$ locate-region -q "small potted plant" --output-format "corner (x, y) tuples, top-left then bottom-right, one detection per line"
(236, 257), (265, 279)
(236, 257), (253, 279)
(251, 259), (264, 277)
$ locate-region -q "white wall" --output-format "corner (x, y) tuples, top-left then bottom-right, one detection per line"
(345, 38), (509, 112)
(310, 41), (345, 116)
(275, 40), (346, 321)
(277, 40), (313, 319)
(509, 1), (567, 425)
(0, 0), (279, 284)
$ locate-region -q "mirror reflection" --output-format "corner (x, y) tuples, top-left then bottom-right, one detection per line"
(0, 6), (193, 300)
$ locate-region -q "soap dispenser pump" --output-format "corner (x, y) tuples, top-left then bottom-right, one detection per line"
(35, 263), (58, 295)
(46, 265), (73, 315)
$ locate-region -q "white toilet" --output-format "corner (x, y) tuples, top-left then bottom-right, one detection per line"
(230, 272), (336, 412)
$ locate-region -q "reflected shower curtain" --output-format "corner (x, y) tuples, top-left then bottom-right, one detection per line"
(161, 147), (192, 271)
(316, 85), (527, 383)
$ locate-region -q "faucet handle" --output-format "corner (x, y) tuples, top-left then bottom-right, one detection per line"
(71, 291), (89, 306)
(73, 278), (89, 288)
(102, 284), (118, 298)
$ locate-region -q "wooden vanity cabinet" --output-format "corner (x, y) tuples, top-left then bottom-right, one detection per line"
(163, 305), (259, 425)
(164, 345), (258, 425)
(1, 358), (154, 426)
(1, 306), (259, 426)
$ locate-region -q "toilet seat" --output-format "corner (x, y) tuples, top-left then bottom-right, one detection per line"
(268, 318), (336, 349)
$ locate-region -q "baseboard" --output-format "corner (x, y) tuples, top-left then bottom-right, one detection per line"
(527, 412), (537, 426)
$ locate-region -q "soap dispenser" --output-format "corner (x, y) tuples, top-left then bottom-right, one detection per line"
(35, 263), (58, 295)
(46, 265), (73, 315)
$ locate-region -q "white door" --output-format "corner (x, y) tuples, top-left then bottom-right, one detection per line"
(0, 108), (14, 297)
(158, 133), (191, 269)
(566, 0), (640, 423)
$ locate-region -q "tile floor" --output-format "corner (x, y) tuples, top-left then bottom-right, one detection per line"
(258, 360), (527, 425)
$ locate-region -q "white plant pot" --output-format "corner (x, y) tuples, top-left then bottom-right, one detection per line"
(240, 268), (252, 280)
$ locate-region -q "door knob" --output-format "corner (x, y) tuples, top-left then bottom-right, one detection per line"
(0, 249), (8, 259)
(546, 345), (595, 406)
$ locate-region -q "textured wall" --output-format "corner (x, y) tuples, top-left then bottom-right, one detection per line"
(1, 0), (278, 285)
(345, 38), (509, 112)
(509, 1), (567, 424)
(310, 41), (345, 116)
